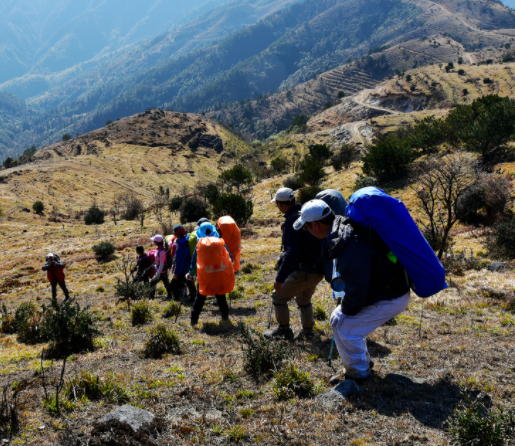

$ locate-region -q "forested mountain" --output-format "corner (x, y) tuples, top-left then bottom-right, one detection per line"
(2, 0), (515, 160)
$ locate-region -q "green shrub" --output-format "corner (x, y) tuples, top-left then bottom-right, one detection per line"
(239, 322), (293, 379)
(92, 241), (116, 259)
(457, 185), (486, 222)
(288, 114), (309, 133)
(218, 164), (253, 193)
(212, 194), (253, 226)
(483, 77), (493, 84)
(62, 134), (72, 141)
(228, 287), (244, 300)
(299, 157), (326, 186)
(32, 201), (45, 214)
(240, 263), (256, 274)
(15, 302), (45, 344)
(0, 304), (15, 334)
(144, 324), (182, 359)
(41, 298), (100, 358)
(205, 184), (221, 205)
(273, 364), (315, 400)
(299, 186), (323, 204)
(131, 300), (153, 326)
(84, 205), (105, 225)
(180, 197), (210, 224)
(283, 175), (304, 191)
(64, 371), (130, 404)
(270, 157), (288, 174)
(441, 249), (485, 276)
(487, 220), (515, 260)
(169, 196), (183, 212)
(313, 305), (328, 321)
(363, 136), (414, 181)
(114, 280), (151, 302)
(447, 390), (515, 446)
(162, 301), (182, 319)
(332, 145), (358, 171)
(354, 174), (378, 191)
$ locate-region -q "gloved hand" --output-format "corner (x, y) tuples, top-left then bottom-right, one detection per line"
(186, 273), (194, 282)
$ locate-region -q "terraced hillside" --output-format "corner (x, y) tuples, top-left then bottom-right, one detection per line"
(0, 109), (252, 217)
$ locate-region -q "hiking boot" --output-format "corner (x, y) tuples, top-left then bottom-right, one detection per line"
(293, 329), (315, 342)
(264, 326), (294, 341)
(191, 314), (199, 327)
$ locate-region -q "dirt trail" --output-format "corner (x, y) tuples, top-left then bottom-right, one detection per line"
(353, 89), (402, 115)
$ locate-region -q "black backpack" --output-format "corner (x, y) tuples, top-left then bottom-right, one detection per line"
(164, 244), (174, 270)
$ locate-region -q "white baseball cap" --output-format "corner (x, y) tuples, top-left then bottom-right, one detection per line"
(46, 253), (55, 258)
(293, 199), (332, 230)
(271, 187), (295, 203)
(151, 234), (164, 243)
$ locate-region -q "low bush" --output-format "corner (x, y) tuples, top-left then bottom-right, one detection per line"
(114, 280), (151, 302)
(0, 382), (20, 436)
(64, 371), (130, 404)
(0, 304), (15, 334)
(273, 363), (315, 400)
(240, 263), (256, 274)
(32, 201), (45, 214)
(144, 324), (182, 359)
(447, 390), (515, 445)
(162, 301), (182, 319)
(239, 322), (293, 379)
(15, 302), (45, 344)
(228, 286), (245, 301)
(299, 186), (323, 204)
(313, 305), (328, 321)
(42, 298), (100, 358)
(441, 249), (486, 276)
(92, 241), (116, 259)
(354, 174), (378, 191)
(299, 158), (326, 186)
(180, 198), (210, 224)
(363, 136), (414, 181)
(487, 220), (515, 260)
(212, 194), (253, 226)
(283, 175), (304, 191)
(84, 205), (105, 225)
(131, 300), (153, 326)
(121, 194), (144, 220)
(169, 196), (183, 212)
(331, 144), (359, 171)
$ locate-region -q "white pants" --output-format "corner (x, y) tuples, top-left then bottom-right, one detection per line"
(330, 291), (411, 379)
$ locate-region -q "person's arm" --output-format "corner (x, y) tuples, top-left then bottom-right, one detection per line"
(224, 245), (234, 263)
(275, 220), (301, 284)
(42, 262), (50, 271)
(338, 238), (371, 316)
(154, 249), (165, 278)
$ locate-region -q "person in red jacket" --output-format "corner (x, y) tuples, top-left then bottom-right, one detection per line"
(42, 253), (70, 301)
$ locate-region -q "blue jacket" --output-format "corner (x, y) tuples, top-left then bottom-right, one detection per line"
(325, 216), (409, 316)
(175, 235), (192, 275)
(276, 203), (323, 284)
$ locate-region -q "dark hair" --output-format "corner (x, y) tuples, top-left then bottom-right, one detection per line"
(136, 245), (144, 254)
(319, 210), (336, 226)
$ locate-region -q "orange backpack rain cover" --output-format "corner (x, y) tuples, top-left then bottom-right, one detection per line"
(197, 237), (235, 296)
(217, 216), (242, 272)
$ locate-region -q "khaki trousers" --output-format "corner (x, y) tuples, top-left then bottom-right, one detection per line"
(272, 271), (323, 330)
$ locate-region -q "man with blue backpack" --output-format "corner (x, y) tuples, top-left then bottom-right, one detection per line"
(294, 188), (447, 382)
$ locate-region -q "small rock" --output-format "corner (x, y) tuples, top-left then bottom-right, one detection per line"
(317, 380), (364, 409)
(487, 262), (507, 272)
(38, 425), (45, 430)
(99, 405), (154, 432)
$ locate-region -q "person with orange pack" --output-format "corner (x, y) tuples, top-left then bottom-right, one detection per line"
(187, 222), (235, 326)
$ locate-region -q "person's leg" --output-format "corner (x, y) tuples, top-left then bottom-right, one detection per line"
(162, 273), (172, 300)
(294, 273), (323, 334)
(331, 291), (411, 380)
(59, 279), (70, 301)
(170, 276), (181, 301)
(185, 275), (197, 300)
(191, 293), (208, 325)
(215, 294), (229, 320)
(51, 281), (58, 300)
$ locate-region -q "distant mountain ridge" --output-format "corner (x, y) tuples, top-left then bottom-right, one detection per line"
(2, 0), (515, 160)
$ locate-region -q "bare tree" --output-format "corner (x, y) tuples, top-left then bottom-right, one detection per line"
(151, 189), (168, 223)
(410, 151), (482, 259)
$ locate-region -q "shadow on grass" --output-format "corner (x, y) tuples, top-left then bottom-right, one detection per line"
(228, 306), (257, 317)
(367, 339), (392, 358)
(201, 321), (237, 336)
(356, 372), (464, 428)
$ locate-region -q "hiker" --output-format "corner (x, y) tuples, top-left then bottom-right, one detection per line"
(294, 199), (411, 381)
(264, 187), (324, 342)
(170, 225), (197, 301)
(150, 234), (172, 300)
(42, 253), (70, 301)
(187, 222), (234, 326)
(132, 246), (153, 284)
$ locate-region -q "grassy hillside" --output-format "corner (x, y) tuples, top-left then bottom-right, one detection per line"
(0, 109), (253, 216)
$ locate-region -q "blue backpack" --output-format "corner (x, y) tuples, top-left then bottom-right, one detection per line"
(346, 187), (448, 298)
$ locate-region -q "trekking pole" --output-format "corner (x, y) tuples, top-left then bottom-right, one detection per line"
(328, 297), (342, 367)
(267, 301), (274, 329)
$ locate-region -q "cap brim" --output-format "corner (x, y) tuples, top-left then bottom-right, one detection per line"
(270, 197), (277, 203)
(293, 217), (305, 230)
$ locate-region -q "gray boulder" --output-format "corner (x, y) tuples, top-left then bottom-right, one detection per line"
(317, 380), (364, 409)
(487, 262), (507, 272)
(98, 405), (154, 432)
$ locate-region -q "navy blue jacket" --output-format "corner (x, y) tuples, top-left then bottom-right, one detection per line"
(325, 216), (409, 316)
(276, 203), (323, 283)
(174, 235), (192, 275)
